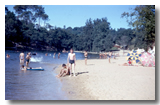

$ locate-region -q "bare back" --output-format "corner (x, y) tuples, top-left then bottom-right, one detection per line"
(20, 53), (24, 59)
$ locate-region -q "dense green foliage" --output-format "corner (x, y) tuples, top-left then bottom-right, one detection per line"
(5, 5), (155, 52)
(121, 5), (155, 51)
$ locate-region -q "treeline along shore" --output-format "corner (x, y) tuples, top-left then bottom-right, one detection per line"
(5, 5), (155, 52)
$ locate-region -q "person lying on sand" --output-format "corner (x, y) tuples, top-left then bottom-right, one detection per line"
(56, 64), (70, 78)
(118, 58), (138, 66)
(119, 58), (132, 66)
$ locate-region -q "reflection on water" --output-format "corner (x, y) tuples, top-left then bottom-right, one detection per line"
(5, 50), (99, 100)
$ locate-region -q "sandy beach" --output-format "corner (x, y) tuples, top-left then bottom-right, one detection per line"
(55, 51), (155, 100)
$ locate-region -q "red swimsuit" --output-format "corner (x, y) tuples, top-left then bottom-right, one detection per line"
(128, 61), (132, 64)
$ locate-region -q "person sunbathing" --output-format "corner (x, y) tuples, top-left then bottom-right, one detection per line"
(118, 58), (134, 66)
(56, 64), (70, 78)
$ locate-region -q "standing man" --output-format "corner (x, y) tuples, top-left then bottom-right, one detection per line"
(19, 51), (24, 63)
(67, 48), (76, 77)
(84, 51), (88, 65)
(26, 53), (31, 66)
(108, 51), (112, 63)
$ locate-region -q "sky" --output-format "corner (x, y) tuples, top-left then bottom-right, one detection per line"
(5, 5), (137, 30)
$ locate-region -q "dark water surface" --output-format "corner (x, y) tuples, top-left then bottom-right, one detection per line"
(5, 50), (99, 100)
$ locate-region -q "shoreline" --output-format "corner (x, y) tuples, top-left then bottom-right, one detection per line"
(55, 56), (155, 100)
(54, 63), (96, 100)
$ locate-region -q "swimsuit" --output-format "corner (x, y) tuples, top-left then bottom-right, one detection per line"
(20, 56), (23, 60)
(26, 59), (29, 62)
(69, 60), (75, 64)
(85, 56), (88, 58)
(128, 61), (132, 65)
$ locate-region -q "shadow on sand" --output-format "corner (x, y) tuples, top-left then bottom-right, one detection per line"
(76, 71), (89, 76)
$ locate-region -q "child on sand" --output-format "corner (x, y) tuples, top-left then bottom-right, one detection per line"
(67, 48), (76, 77)
(56, 64), (70, 78)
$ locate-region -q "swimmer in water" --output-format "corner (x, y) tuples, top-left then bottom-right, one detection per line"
(53, 53), (56, 58)
(6, 54), (10, 58)
(58, 53), (60, 59)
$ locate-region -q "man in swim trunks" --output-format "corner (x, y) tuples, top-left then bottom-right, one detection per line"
(19, 51), (24, 63)
(67, 48), (76, 77)
(84, 51), (88, 65)
(26, 53), (31, 66)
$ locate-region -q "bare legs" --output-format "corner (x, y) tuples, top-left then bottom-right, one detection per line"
(69, 63), (75, 77)
(85, 58), (87, 65)
(109, 57), (111, 63)
(56, 69), (67, 78)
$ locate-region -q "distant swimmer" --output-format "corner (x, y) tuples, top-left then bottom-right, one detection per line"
(84, 51), (88, 65)
(20, 65), (27, 70)
(67, 48), (76, 77)
(53, 53), (56, 58)
(45, 53), (48, 56)
(56, 64), (70, 78)
(58, 53), (60, 59)
(6, 54), (10, 58)
(19, 51), (24, 63)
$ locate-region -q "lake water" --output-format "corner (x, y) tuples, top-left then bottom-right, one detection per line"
(5, 50), (100, 100)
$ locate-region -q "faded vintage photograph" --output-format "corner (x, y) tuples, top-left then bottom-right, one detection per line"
(5, 5), (155, 100)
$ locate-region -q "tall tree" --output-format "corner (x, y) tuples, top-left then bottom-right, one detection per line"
(121, 5), (155, 51)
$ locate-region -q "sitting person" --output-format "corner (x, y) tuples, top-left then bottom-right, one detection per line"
(119, 58), (134, 66)
(56, 64), (70, 78)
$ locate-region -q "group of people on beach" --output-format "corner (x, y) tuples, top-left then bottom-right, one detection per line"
(99, 51), (116, 63)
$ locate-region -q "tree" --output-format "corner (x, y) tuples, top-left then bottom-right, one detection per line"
(121, 5), (155, 51)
